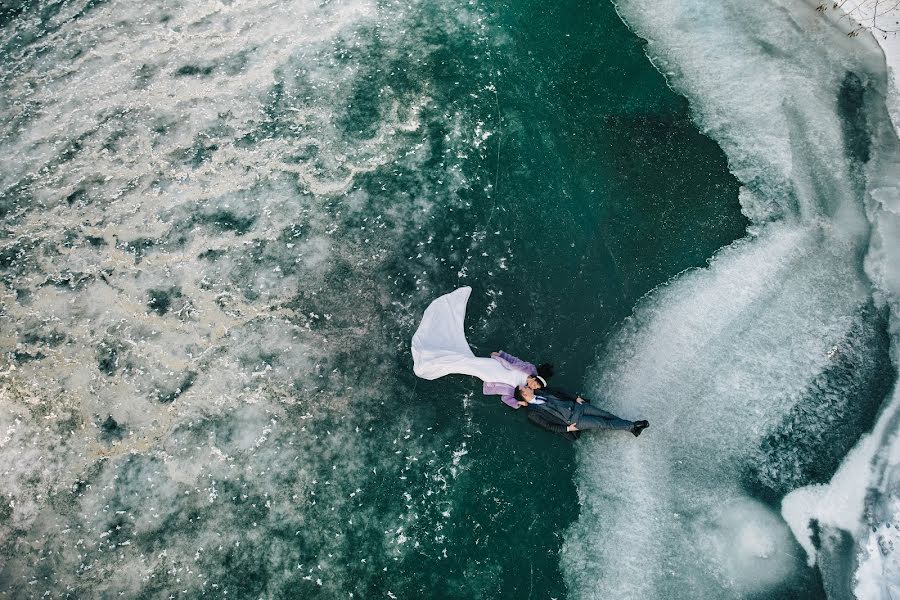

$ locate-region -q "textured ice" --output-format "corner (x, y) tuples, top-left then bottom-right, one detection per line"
(563, 0), (900, 597)
(0, 0), (505, 596)
(856, 496), (900, 599)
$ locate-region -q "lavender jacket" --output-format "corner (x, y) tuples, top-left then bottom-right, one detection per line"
(482, 351), (537, 409)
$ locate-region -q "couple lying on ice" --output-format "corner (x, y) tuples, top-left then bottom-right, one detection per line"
(411, 287), (649, 441)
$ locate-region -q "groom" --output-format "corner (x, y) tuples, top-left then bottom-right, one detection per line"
(515, 386), (649, 441)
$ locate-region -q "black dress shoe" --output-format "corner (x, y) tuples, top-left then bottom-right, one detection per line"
(631, 420), (650, 437)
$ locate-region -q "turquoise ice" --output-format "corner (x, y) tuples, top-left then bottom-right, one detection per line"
(0, 0), (896, 598)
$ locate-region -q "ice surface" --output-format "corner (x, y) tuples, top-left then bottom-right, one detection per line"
(0, 0), (503, 595)
(563, 220), (869, 597)
(564, 0), (900, 597)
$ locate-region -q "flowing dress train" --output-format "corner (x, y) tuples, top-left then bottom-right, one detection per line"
(411, 287), (526, 387)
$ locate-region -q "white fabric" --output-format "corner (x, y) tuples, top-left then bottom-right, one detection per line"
(411, 286), (526, 386)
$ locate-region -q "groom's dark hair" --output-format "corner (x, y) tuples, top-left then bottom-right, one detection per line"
(514, 387), (526, 404)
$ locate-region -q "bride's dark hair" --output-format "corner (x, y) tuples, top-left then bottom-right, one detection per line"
(536, 363), (554, 380)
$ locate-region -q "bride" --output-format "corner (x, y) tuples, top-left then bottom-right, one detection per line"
(411, 287), (552, 407)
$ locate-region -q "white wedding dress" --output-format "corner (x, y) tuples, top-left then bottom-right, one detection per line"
(411, 286), (526, 387)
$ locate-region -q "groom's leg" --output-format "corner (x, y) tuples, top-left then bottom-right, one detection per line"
(580, 404), (624, 419)
(574, 413), (634, 431)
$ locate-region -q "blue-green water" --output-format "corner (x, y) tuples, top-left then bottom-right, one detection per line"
(1, 0), (897, 598)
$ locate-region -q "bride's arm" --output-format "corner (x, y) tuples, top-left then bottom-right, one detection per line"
(500, 391), (520, 409)
(491, 350), (536, 374)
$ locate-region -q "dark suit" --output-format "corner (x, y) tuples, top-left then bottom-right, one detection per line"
(526, 388), (634, 440)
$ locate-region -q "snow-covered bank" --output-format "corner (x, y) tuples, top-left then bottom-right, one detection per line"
(564, 0), (900, 597)
(835, 0), (900, 132)
(781, 4), (900, 600)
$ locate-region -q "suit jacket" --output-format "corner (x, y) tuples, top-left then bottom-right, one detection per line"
(540, 386), (587, 403)
(526, 387), (588, 441)
(527, 407), (580, 441)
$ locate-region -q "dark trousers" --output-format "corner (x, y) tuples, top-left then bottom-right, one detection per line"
(572, 403), (634, 431)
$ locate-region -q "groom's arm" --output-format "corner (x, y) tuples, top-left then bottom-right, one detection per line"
(543, 386), (580, 402)
(527, 409), (567, 433)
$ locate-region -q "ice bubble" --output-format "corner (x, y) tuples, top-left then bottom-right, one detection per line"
(701, 497), (798, 592)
